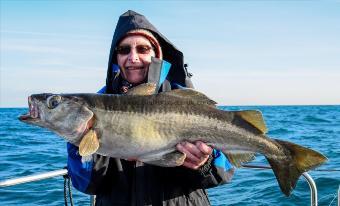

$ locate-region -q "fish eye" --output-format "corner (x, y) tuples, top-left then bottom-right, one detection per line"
(47, 95), (61, 109)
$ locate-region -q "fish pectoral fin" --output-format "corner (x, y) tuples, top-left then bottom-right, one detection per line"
(223, 152), (256, 167)
(236, 110), (268, 134)
(79, 129), (99, 156)
(140, 151), (186, 167)
(126, 83), (157, 95)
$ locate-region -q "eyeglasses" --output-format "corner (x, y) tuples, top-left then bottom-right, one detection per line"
(115, 45), (154, 55)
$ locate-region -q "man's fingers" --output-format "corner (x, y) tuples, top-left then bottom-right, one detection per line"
(176, 143), (201, 163)
(196, 141), (213, 155)
(181, 142), (206, 163)
(183, 142), (207, 159)
(177, 142), (211, 165)
(182, 155), (209, 170)
(176, 141), (213, 170)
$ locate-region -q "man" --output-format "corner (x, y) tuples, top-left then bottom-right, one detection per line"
(67, 10), (234, 206)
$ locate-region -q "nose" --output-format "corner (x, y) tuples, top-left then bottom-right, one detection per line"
(127, 48), (140, 63)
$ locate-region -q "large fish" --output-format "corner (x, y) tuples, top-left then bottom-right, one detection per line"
(19, 83), (326, 196)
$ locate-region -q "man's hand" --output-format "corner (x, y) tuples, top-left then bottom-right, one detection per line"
(176, 141), (213, 170)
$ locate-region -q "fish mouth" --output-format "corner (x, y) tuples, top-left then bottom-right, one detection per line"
(19, 96), (40, 122)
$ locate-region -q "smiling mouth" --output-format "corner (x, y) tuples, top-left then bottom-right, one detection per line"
(19, 96), (39, 121)
(126, 66), (145, 71)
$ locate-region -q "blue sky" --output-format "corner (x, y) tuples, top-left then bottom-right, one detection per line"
(1, 1), (340, 107)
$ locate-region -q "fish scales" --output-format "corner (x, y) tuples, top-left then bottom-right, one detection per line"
(98, 101), (275, 158)
(72, 93), (286, 159)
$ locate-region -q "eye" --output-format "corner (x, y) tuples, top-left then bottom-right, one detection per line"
(115, 46), (131, 55)
(47, 95), (61, 109)
(136, 45), (152, 54)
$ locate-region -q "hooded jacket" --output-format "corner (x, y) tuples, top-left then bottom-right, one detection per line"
(67, 10), (234, 206)
(105, 10), (192, 94)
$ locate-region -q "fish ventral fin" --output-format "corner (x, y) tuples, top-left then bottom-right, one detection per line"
(79, 129), (99, 156)
(236, 110), (268, 134)
(266, 139), (327, 196)
(164, 89), (217, 106)
(223, 152), (256, 167)
(126, 83), (157, 95)
(140, 151), (186, 167)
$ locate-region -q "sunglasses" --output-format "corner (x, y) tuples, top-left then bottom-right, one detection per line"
(115, 45), (154, 55)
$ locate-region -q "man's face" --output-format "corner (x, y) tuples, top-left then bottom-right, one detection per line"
(116, 35), (156, 84)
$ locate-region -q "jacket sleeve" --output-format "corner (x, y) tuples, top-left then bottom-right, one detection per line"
(200, 149), (235, 188)
(67, 143), (114, 195)
(67, 143), (93, 193)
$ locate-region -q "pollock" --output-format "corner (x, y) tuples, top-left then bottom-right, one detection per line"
(19, 83), (327, 196)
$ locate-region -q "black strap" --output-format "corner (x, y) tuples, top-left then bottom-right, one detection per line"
(63, 174), (74, 206)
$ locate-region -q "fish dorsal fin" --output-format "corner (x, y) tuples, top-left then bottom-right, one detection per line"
(79, 129), (99, 156)
(126, 83), (157, 96)
(236, 110), (268, 134)
(164, 89), (217, 106)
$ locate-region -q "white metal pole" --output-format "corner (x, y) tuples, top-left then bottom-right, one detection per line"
(302, 172), (317, 206)
(0, 169), (68, 187)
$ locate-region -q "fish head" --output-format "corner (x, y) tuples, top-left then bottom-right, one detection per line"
(19, 93), (94, 144)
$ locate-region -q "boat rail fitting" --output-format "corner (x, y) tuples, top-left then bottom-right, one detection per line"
(0, 169), (95, 206)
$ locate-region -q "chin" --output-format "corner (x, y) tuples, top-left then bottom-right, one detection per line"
(127, 77), (146, 84)
(124, 70), (148, 84)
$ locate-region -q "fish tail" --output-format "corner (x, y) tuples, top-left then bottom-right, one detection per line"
(265, 139), (327, 196)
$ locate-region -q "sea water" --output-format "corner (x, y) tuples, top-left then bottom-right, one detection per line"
(0, 106), (339, 206)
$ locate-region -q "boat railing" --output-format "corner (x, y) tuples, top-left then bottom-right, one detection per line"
(242, 164), (320, 206)
(0, 169), (95, 206)
(0, 169), (68, 187)
(0, 165), (338, 206)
